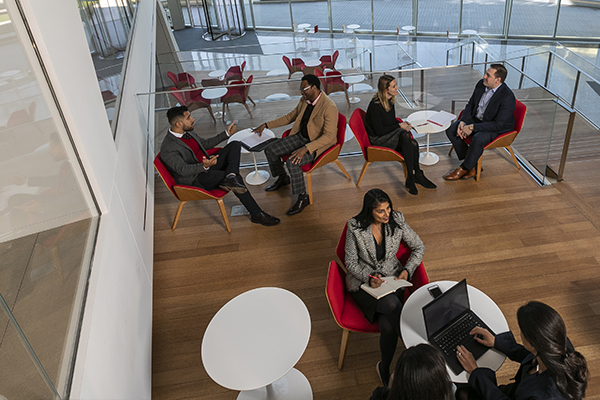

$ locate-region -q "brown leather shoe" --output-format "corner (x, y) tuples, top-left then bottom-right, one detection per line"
(462, 167), (477, 179)
(444, 167), (468, 180)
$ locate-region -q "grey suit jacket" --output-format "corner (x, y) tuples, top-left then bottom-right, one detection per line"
(344, 211), (425, 292)
(159, 130), (228, 186)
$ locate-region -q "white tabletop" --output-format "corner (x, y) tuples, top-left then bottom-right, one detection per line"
(265, 93), (291, 101)
(402, 25), (416, 31)
(400, 281), (509, 383)
(209, 69), (226, 77)
(202, 87), (228, 100)
(347, 24), (360, 29)
(202, 287), (311, 391)
(406, 110), (453, 136)
(297, 23), (311, 29)
(228, 127), (276, 154)
(462, 29), (478, 35)
(342, 74), (365, 84)
(305, 59), (321, 67)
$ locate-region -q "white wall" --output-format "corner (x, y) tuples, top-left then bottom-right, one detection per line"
(18, 0), (155, 398)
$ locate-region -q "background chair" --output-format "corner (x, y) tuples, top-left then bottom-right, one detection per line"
(169, 87), (215, 122)
(220, 75), (255, 122)
(201, 78), (224, 87)
(154, 152), (230, 232)
(224, 61), (246, 82)
(348, 108), (409, 187)
(167, 71), (196, 89)
(281, 112), (351, 205)
(324, 70), (350, 107)
(449, 99), (527, 182)
(282, 55), (305, 79)
(320, 50), (339, 70)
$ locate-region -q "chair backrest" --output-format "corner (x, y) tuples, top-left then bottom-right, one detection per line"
(349, 108), (370, 158)
(154, 153), (179, 199)
(292, 57), (304, 66)
(314, 25), (318, 33)
(244, 75), (253, 98)
(169, 87), (187, 106)
(332, 50), (339, 66)
(282, 55), (292, 69)
(336, 113), (347, 147)
(336, 222), (348, 265)
(513, 99), (527, 134)
(167, 71), (178, 86)
(241, 61), (246, 72)
(326, 260), (347, 322)
(179, 72), (195, 86)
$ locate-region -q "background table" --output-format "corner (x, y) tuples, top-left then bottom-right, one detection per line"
(406, 109), (453, 165)
(342, 74), (365, 103)
(400, 281), (509, 383)
(347, 24), (360, 43)
(304, 59), (321, 75)
(202, 87), (228, 119)
(402, 25), (415, 44)
(297, 23), (311, 41)
(202, 287), (312, 399)
(228, 127), (276, 185)
(209, 69), (226, 79)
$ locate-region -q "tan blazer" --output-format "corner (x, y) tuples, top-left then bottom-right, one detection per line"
(266, 92), (338, 158)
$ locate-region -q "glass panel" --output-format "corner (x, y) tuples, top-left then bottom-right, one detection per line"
(247, 0), (290, 29)
(291, 0), (329, 33)
(461, 0), (505, 35)
(508, 0), (557, 37)
(417, 0), (458, 34)
(373, 0), (411, 32)
(556, 2), (600, 39)
(572, 72), (600, 128)
(547, 55), (578, 106)
(331, 0), (370, 33)
(180, 0), (191, 26)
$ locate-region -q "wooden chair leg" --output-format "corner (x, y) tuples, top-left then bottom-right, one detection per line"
(400, 160), (408, 180)
(222, 103), (226, 122)
(356, 161), (371, 187)
(335, 159), (351, 180)
(248, 95), (256, 106)
(206, 105), (216, 123)
(307, 172), (314, 205)
(448, 144), (454, 156)
(476, 156), (483, 182)
(344, 89), (351, 107)
(338, 329), (351, 369)
(243, 103), (253, 118)
(216, 198), (231, 233)
(172, 201), (187, 230)
(506, 146), (520, 170)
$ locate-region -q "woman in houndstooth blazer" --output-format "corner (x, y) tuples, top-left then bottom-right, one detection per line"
(345, 188), (425, 387)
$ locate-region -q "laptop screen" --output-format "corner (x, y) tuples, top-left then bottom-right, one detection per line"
(423, 279), (470, 337)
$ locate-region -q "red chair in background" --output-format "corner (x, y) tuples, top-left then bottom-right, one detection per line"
(320, 50), (339, 70)
(314, 68), (350, 107)
(349, 108), (410, 187)
(220, 75), (255, 121)
(224, 61), (247, 82)
(281, 113), (350, 205)
(201, 78), (224, 87)
(449, 99), (527, 182)
(154, 152), (230, 232)
(167, 71), (196, 89)
(169, 87), (215, 122)
(282, 55), (305, 79)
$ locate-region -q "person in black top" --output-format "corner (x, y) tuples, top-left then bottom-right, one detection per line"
(456, 301), (588, 400)
(365, 75), (436, 195)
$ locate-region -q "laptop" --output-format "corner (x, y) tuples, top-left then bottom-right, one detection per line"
(422, 279), (494, 375)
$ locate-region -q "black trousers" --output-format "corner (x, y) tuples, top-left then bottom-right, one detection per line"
(446, 120), (499, 171)
(192, 141), (261, 215)
(369, 128), (420, 178)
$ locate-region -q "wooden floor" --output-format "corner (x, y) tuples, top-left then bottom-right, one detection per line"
(153, 142), (600, 399)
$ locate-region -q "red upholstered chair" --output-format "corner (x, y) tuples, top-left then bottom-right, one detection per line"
(449, 99), (527, 182)
(220, 75), (255, 122)
(348, 108), (410, 187)
(324, 70), (350, 107)
(282, 55), (305, 79)
(320, 50), (339, 70)
(170, 87), (215, 122)
(335, 222), (429, 303)
(281, 113), (351, 205)
(201, 78), (224, 87)
(326, 260), (380, 369)
(154, 152), (231, 232)
(167, 71), (196, 89)
(224, 61), (246, 82)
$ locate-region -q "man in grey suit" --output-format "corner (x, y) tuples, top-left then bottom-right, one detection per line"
(160, 106), (279, 226)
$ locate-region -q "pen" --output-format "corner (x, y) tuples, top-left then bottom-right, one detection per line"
(369, 274), (383, 281)
(416, 123), (429, 127)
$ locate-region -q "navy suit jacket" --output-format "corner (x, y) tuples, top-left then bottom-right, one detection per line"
(461, 80), (516, 136)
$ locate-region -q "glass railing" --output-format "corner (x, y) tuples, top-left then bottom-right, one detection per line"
(140, 62), (569, 187)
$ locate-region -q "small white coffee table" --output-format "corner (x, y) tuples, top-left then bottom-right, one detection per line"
(347, 24), (360, 43)
(400, 281), (509, 383)
(402, 25), (416, 44)
(342, 74), (365, 104)
(228, 128), (276, 185)
(209, 69), (226, 79)
(406, 110), (453, 165)
(202, 287), (312, 399)
(202, 87), (228, 119)
(297, 23), (311, 41)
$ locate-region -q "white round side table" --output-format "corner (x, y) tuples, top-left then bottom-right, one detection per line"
(342, 74), (365, 104)
(227, 128), (276, 185)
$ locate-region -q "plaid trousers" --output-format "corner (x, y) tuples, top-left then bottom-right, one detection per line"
(264, 133), (315, 195)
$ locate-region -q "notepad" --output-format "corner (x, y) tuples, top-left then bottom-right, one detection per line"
(240, 133), (278, 152)
(427, 110), (457, 127)
(360, 277), (413, 299)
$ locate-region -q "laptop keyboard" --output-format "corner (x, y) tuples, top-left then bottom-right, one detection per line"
(433, 313), (482, 357)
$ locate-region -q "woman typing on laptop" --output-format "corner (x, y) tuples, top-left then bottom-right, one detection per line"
(344, 189), (425, 386)
(455, 301), (588, 400)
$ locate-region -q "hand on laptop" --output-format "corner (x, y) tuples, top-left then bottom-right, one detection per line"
(470, 326), (495, 348)
(456, 345), (477, 373)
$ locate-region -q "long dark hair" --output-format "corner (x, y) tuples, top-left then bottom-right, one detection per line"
(517, 301), (588, 400)
(388, 344), (452, 400)
(372, 74), (395, 112)
(353, 188), (398, 234)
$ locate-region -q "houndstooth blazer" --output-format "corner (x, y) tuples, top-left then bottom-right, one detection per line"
(344, 211), (425, 293)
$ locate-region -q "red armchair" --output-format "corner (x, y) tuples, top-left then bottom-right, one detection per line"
(224, 61), (246, 82)
(220, 75), (255, 122)
(282, 55), (305, 79)
(167, 71), (196, 89)
(169, 87), (215, 122)
(320, 50), (339, 70)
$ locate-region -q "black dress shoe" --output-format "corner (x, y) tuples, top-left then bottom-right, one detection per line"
(219, 175), (247, 194)
(405, 176), (418, 195)
(286, 193), (310, 215)
(265, 175), (290, 192)
(415, 172), (437, 188)
(250, 211), (280, 226)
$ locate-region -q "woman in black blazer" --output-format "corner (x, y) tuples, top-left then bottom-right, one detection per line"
(456, 301), (588, 400)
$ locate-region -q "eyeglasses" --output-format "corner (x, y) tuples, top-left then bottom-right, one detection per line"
(299, 85), (312, 92)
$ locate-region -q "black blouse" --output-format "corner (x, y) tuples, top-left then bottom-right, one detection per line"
(365, 98), (399, 138)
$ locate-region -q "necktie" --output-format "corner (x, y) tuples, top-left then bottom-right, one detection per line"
(182, 133), (191, 139)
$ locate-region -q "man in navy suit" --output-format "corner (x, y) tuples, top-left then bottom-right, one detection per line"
(444, 64), (515, 180)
